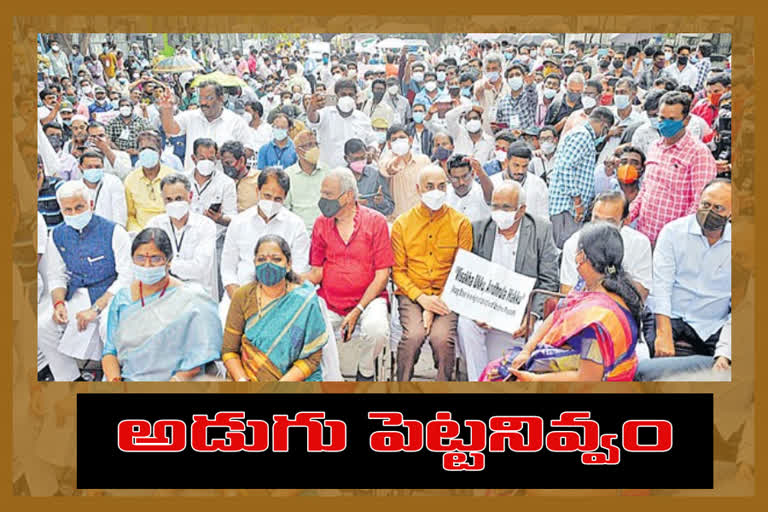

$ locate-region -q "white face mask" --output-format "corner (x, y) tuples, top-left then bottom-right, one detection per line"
(259, 198), (282, 219)
(119, 106), (132, 117)
(390, 138), (410, 156)
(242, 111), (253, 124)
(466, 119), (482, 133)
(540, 141), (556, 154)
(412, 71), (425, 83)
(388, 85), (399, 95)
(491, 209), (518, 230)
(494, 150), (507, 163)
(424, 81), (437, 92)
(196, 159), (215, 176)
(336, 95), (356, 113)
(421, 189), (447, 211)
(165, 200), (190, 220)
(582, 95), (597, 110)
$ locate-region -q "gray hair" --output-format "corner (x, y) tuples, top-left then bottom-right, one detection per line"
(484, 53), (503, 69)
(326, 167), (359, 199)
(493, 180), (527, 207)
(56, 180), (90, 204)
(160, 173), (192, 192)
(566, 72), (586, 87)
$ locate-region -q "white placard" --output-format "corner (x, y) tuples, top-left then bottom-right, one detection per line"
(441, 249), (536, 334)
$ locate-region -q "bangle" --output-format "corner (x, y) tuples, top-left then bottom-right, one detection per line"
(53, 300), (65, 310)
(355, 303), (365, 314)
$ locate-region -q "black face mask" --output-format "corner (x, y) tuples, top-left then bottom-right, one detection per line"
(318, 195), (343, 218)
(696, 208), (729, 232)
(222, 163), (240, 180)
(47, 134), (63, 151)
(677, 56), (688, 66)
(599, 59), (610, 68)
(372, 91), (384, 102)
(612, 59), (624, 69)
(562, 66), (574, 76)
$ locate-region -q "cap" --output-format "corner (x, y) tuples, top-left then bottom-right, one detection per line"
(94, 85), (106, 94)
(522, 126), (540, 137)
(371, 117), (389, 129)
(59, 101), (74, 112)
(617, 164), (640, 184)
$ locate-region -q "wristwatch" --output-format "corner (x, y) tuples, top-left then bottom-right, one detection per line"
(91, 304), (103, 314)
(355, 304), (365, 314)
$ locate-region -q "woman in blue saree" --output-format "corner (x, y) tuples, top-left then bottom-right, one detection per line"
(222, 234), (327, 382)
(102, 228), (222, 382)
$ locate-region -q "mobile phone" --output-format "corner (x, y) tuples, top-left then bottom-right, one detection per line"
(359, 192), (378, 200)
(341, 324), (350, 341)
(208, 203), (222, 213)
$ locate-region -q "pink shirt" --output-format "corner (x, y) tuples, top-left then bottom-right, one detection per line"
(629, 131), (717, 245)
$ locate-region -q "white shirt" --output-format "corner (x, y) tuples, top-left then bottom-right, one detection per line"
(560, 225), (653, 292)
(307, 106), (377, 169)
(491, 228), (521, 270)
(104, 148), (133, 181)
(133, 104), (161, 130)
(490, 171), (550, 220)
(445, 104), (495, 164)
(248, 122), (273, 153)
(529, 154), (555, 181)
(147, 212), (217, 299)
(381, 93), (411, 125)
(221, 206), (310, 287)
(172, 108), (255, 172)
(186, 170), (238, 240)
(37, 212), (47, 255)
(37, 105), (62, 125)
(45, 220), (133, 298)
(597, 107), (645, 165)
(446, 183), (491, 223)
(81, 173), (127, 227)
(260, 96), (281, 121)
(663, 63), (699, 89)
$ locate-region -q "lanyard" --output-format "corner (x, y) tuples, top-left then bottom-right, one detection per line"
(194, 178), (213, 198)
(169, 220), (187, 254)
(92, 182), (103, 209)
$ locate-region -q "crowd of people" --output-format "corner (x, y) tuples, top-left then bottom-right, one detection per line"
(35, 34), (733, 382)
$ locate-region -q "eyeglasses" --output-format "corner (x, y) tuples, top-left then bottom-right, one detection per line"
(133, 254), (166, 266)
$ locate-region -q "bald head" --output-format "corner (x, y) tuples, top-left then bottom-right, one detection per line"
(491, 181), (526, 210)
(417, 164), (448, 194)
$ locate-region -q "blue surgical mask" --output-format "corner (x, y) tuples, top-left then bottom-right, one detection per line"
(503, 52), (513, 60)
(138, 148), (159, 168)
(486, 71), (500, 82)
(644, 58), (652, 67)
(64, 210), (93, 231)
(132, 263), (168, 285)
(648, 116), (660, 129)
(434, 145), (452, 161)
(461, 87), (472, 98)
(375, 131), (387, 144)
(413, 111), (426, 123)
(658, 118), (685, 138)
(322, 56), (329, 64)
(255, 261), (287, 286)
(614, 94), (630, 109)
(273, 128), (288, 141)
(83, 167), (104, 183)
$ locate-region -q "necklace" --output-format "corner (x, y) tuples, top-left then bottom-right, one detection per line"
(139, 277), (169, 307)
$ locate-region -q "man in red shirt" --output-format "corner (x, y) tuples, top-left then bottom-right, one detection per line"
(629, 91), (717, 245)
(691, 73), (730, 129)
(303, 167), (394, 381)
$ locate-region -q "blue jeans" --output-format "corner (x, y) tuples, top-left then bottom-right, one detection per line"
(635, 355), (714, 381)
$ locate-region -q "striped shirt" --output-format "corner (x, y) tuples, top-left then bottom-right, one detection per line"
(695, 58), (712, 92)
(548, 122), (598, 217)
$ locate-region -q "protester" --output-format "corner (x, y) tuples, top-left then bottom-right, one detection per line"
(379, 123), (432, 220)
(344, 138), (394, 217)
(490, 141), (550, 219)
(78, 150), (127, 227)
(445, 154), (493, 223)
(124, 130), (176, 233)
(284, 130), (328, 232)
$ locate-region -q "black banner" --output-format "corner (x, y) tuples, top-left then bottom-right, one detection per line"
(77, 393), (713, 489)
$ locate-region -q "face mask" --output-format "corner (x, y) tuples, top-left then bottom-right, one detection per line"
(614, 94), (630, 109)
(543, 88), (557, 100)
(461, 86), (472, 98)
(119, 77), (128, 84)
(434, 145), (452, 161)
(644, 58), (653, 67)
(322, 56), (329, 64)
(708, 92), (723, 106)
(273, 128), (288, 141)
(139, 148), (160, 168)
(466, 119), (482, 133)
(373, 90), (385, 102)
(255, 261), (287, 287)
(133, 263), (168, 285)
(486, 71), (500, 82)
(599, 59), (610, 69)
(491, 209), (518, 230)
(664, 52), (673, 61)
(337, 95), (356, 113)
(436, 71), (447, 82)
(196, 159), (215, 176)
(612, 59), (623, 69)
(412, 71), (424, 82)
(494, 149), (507, 163)
(281, 98), (292, 106)
(538, 140), (556, 155)
(388, 85), (399, 95)
(413, 111), (426, 124)
(348, 70), (357, 78)
(302, 146), (320, 165)
(507, 76), (523, 91)
(375, 131), (387, 144)
(259, 199), (282, 219)
(579, 96), (597, 112)
(119, 106), (132, 117)
(567, 91), (581, 103)
(64, 209), (93, 231)
(544, 48), (553, 57)
(696, 208), (729, 232)
(648, 116), (660, 130)
(421, 189), (447, 211)
(562, 66), (574, 76)
(223, 162), (242, 180)
(677, 56), (688, 66)
(503, 52), (513, 60)
(47, 135), (63, 151)
(349, 159), (366, 174)
(594, 129), (607, 147)
(165, 200), (190, 220)
(424, 81), (437, 92)
(658, 118), (685, 138)
(62, 118), (72, 126)
(83, 167), (104, 183)
(391, 138), (411, 156)
(318, 195), (343, 218)
(95, 98), (106, 106)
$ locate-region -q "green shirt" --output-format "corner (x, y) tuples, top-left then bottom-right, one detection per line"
(284, 161), (329, 233)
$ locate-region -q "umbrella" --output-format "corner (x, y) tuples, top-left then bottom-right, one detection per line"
(609, 33), (663, 45)
(189, 71), (248, 89)
(465, 33), (501, 42)
(516, 33), (553, 46)
(496, 34), (520, 44)
(152, 55), (203, 73)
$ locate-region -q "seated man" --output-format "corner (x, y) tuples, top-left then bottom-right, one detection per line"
(78, 150), (127, 228)
(457, 181), (560, 381)
(86, 121), (133, 180)
(482, 130), (517, 177)
(560, 190), (653, 301)
(147, 173), (218, 300)
(344, 138), (394, 218)
(220, 167), (310, 321)
(38, 181), (132, 381)
(445, 153), (493, 223)
(391, 165), (473, 381)
(220, 140), (260, 213)
(637, 179), (731, 378)
(304, 168), (394, 381)
(490, 141), (550, 220)
(124, 130), (176, 233)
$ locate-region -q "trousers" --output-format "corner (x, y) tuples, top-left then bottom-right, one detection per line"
(551, 210), (582, 250)
(397, 296), (457, 381)
(456, 315), (529, 381)
(326, 297), (389, 378)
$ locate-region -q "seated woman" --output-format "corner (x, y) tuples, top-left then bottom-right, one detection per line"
(102, 228), (223, 382)
(480, 222), (642, 382)
(222, 234), (327, 382)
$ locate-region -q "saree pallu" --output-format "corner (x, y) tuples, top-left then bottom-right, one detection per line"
(240, 282), (328, 382)
(111, 284), (223, 381)
(480, 291), (638, 382)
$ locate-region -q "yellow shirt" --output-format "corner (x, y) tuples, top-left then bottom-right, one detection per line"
(391, 203), (473, 302)
(124, 164), (175, 233)
(236, 169), (261, 213)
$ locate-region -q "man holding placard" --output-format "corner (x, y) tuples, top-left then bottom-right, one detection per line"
(454, 181), (560, 381)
